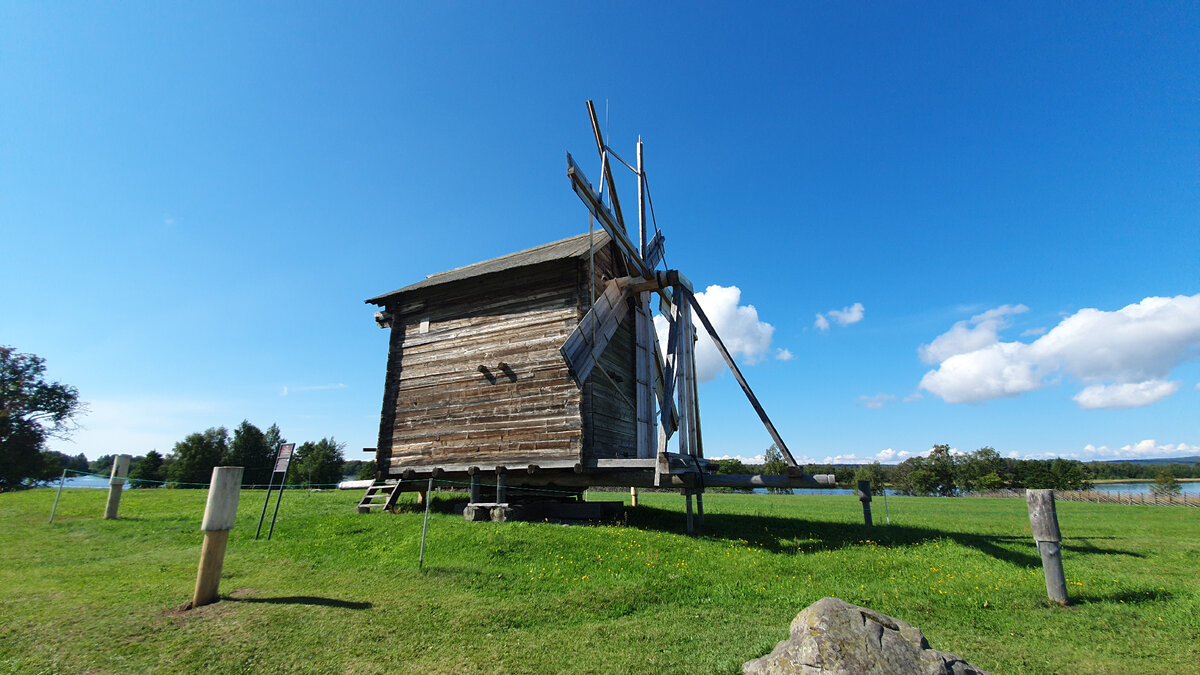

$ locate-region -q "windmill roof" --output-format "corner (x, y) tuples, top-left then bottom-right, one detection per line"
(365, 230), (613, 305)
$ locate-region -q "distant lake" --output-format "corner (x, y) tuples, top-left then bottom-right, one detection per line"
(1091, 481), (1200, 496)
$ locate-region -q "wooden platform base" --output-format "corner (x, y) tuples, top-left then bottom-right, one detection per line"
(462, 500), (623, 523)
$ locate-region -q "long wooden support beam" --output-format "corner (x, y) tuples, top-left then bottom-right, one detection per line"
(586, 100), (626, 231)
(681, 287), (800, 468)
(567, 153), (651, 279)
(382, 469), (835, 490)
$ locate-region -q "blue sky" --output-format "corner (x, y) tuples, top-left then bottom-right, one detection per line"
(3, 2), (1197, 465)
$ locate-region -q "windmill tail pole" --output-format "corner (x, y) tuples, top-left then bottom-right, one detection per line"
(681, 288), (799, 468)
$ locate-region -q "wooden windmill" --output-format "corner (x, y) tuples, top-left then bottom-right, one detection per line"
(559, 102), (814, 498)
(358, 102), (832, 530)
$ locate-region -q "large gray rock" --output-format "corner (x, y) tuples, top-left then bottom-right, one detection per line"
(743, 597), (987, 675)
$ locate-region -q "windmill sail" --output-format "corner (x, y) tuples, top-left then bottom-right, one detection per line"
(560, 277), (635, 387)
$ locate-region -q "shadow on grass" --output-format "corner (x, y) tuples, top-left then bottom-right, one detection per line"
(229, 595), (372, 610)
(1069, 588), (1173, 605)
(1065, 537), (1144, 557)
(623, 506), (1141, 569)
(376, 494), (1144, 568)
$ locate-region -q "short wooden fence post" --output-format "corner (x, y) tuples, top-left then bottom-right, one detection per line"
(857, 480), (873, 527)
(104, 454), (132, 520)
(1026, 489), (1068, 605)
(191, 466), (243, 609)
(630, 486), (638, 507)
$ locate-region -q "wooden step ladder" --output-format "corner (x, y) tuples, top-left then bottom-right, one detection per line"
(356, 481), (404, 513)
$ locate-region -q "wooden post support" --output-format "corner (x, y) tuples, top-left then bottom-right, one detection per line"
(857, 480), (873, 527)
(684, 491), (694, 534)
(496, 468), (507, 504)
(191, 466), (244, 609)
(695, 490), (705, 528)
(104, 454), (132, 520)
(1026, 489), (1068, 605)
(630, 486), (638, 507)
(469, 471), (481, 504)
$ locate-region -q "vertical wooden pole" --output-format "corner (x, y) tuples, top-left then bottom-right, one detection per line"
(419, 477), (434, 569)
(857, 480), (873, 527)
(104, 454), (131, 520)
(1026, 489), (1068, 605)
(630, 486), (638, 507)
(469, 471), (481, 504)
(191, 466), (243, 608)
(696, 490), (704, 528)
(684, 491), (694, 534)
(496, 468), (507, 504)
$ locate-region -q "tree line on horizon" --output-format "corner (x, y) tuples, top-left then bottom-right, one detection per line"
(83, 420), (371, 489)
(717, 444), (1199, 496)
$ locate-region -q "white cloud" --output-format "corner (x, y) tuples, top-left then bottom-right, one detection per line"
(857, 393), (895, 409)
(1077, 440), (1200, 461)
(1072, 380), (1180, 409)
(919, 304), (1028, 364)
(824, 454), (869, 464)
(876, 448), (897, 461)
(902, 391), (923, 402)
(775, 348), (795, 361)
(919, 294), (1200, 409)
(1021, 327), (1047, 337)
(815, 302), (864, 331)
(655, 285), (776, 383)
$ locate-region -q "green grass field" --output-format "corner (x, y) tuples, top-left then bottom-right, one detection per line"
(2, 486), (1197, 673)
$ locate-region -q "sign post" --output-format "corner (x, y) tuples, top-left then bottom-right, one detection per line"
(255, 442), (296, 540)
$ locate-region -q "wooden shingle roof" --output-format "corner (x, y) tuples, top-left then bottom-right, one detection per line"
(365, 230), (612, 305)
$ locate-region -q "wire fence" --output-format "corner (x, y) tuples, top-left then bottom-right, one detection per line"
(962, 488), (1200, 507)
(55, 468), (345, 489)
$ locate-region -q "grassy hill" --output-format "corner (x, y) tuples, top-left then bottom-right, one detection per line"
(2, 487), (1197, 673)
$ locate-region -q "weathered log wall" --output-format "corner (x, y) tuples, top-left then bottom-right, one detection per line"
(378, 261), (583, 475)
(373, 237), (639, 477)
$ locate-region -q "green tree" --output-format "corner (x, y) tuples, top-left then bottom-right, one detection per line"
(288, 438), (346, 486)
(761, 445), (789, 493)
(167, 427), (229, 487)
(128, 450), (165, 488)
(715, 458), (749, 475)
(762, 445), (787, 475)
(0, 347), (85, 491)
(1151, 470), (1182, 497)
(852, 462), (889, 494)
(926, 444), (958, 496)
(356, 460), (377, 480)
(957, 447), (1005, 492)
(974, 472), (1005, 491)
(225, 420), (276, 487)
(1049, 459), (1091, 490)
